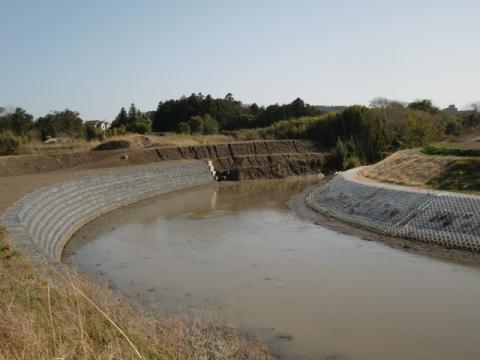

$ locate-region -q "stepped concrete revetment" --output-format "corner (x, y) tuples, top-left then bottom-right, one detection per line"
(1, 161), (215, 263)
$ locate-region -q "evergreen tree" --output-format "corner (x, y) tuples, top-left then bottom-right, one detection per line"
(112, 107), (128, 128)
(128, 103), (138, 123)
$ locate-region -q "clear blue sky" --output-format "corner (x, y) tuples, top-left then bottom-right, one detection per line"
(2, 0), (479, 120)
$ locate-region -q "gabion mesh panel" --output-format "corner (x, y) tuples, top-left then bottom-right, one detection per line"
(307, 175), (480, 252)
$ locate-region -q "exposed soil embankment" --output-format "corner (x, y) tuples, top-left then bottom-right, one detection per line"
(0, 139), (327, 179)
(360, 149), (480, 193)
(359, 150), (455, 187)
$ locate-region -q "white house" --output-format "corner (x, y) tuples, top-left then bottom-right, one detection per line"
(84, 120), (111, 130)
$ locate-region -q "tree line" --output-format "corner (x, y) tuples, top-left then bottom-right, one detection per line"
(0, 94), (333, 149)
(244, 98), (480, 169)
(148, 93), (325, 133)
(2, 94), (480, 171)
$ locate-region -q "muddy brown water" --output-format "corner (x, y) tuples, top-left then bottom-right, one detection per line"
(64, 179), (480, 360)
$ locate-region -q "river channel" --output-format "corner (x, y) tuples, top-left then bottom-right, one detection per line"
(64, 179), (480, 360)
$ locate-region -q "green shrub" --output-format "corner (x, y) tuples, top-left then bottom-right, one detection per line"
(109, 126), (127, 136)
(188, 116), (204, 134)
(404, 111), (442, 148)
(35, 109), (84, 140)
(407, 99), (440, 114)
(428, 159), (480, 191)
(85, 126), (106, 141)
(262, 116), (318, 139)
(444, 116), (463, 135)
(328, 138), (364, 171)
(186, 114), (219, 135)
(177, 122), (190, 134)
(202, 115), (219, 135)
(126, 117), (152, 134)
(422, 144), (480, 157)
(0, 131), (21, 156)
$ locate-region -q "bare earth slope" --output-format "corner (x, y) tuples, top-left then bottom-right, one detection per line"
(359, 150), (455, 187)
(0, 139), (325, 177)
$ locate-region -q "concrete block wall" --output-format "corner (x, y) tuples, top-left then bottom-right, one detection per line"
(1, 161), (214, 263)
(307, 169), (480, 252)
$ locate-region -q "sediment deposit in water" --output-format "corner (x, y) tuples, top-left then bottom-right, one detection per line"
(307, 167), (480, 252)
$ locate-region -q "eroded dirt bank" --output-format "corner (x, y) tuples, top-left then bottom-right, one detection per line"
(0, 140), (327, 178)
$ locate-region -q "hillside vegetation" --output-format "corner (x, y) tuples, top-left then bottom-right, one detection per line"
(4, 95), (479, 173)
(234, 100), (480, 170)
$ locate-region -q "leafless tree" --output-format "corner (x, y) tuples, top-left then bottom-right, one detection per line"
(468, 101), (480, 112)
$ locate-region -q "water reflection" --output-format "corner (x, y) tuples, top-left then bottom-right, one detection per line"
(65, 178), (480, 360)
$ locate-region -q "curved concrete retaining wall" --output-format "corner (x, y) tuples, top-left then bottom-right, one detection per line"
(307, 168), (480, 252)
(1, 161), (214, 262)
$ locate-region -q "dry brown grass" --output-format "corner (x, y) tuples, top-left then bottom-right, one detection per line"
(442, 126), (480, 150)
(359, 150), (455, 187)
(19, 134), (234, 155)
(0, 228), (270, 360)
(147, 134), (234, 147)
(19, 139), (99, 155)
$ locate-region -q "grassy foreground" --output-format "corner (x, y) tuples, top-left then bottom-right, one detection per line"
(0, 227), (269, 360)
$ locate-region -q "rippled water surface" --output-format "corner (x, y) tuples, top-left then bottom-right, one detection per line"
(65, 179), (480, 360)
